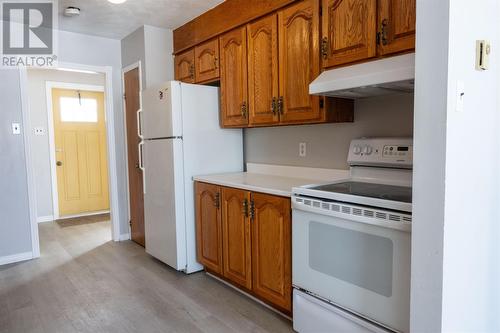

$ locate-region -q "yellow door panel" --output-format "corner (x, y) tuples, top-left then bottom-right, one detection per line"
(52, 88), (109, 217)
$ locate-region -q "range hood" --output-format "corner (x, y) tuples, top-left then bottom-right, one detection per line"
(309, 53), (415, 99)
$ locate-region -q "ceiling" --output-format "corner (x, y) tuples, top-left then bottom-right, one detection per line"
(58, 0), (224, 39)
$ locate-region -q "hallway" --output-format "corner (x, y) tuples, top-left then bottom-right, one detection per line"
(0, 217), (292, 333)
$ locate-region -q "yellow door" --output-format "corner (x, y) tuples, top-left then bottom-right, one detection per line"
(52, 88), (110, 217)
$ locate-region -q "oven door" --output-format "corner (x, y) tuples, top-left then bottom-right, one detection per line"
(292, 202), (411, 333)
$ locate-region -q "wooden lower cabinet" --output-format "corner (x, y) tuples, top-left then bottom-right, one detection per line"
(221, 187), (252, 289)
(195, 182), (292, 314)
(195, 182), (223, 274)
(251, 192), (292, 313)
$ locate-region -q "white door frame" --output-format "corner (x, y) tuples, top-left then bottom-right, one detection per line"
(121, 61), (143, 236)
(45, 81), (106, 221)
(20, 62), (123, 260)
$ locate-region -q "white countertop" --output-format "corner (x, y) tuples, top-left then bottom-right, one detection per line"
(194, 164), (350, 197)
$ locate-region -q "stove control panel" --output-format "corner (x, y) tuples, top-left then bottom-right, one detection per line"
(348, 138), (413, 169)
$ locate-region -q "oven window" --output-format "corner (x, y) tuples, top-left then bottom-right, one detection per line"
(309, 222), (393, 297)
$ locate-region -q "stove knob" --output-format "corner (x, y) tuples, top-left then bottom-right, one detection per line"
(363, 146), (373, 155)
(353, 146), (362, 155)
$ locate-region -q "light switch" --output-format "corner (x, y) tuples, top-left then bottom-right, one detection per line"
(456, 80), (465, 112)
(12, 123), (21, 135)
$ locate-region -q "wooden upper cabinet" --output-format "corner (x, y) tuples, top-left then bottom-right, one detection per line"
(251, 193), (292, 312)
(220, 26), (249, 127)
(174, 48), (195, 83)
(221, 187), (252, 290)
(195, 182), (223, 274)
(377, 0), (416, 56)
(194, 38), (220, 83)
(278, 0), (321, 124)
(247, 14), (279, 126)
(322, 0), (377, 68)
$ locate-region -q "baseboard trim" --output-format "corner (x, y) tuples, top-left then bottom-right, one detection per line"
(58, 210), (110, 220)
(118, 233), (130, 241)
(0, 251), (33, 266)
(37, 215), (54, 223)
(206, 272), (292, 321)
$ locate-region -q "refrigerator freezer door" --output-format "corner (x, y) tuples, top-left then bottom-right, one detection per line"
(142, 81), (183, 139)
(143, 138), (186, 270)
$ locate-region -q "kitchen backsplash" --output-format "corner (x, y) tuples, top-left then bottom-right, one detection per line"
(244, 93), (414, 170)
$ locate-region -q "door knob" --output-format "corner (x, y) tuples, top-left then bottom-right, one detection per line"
(56, 161), (63, 166)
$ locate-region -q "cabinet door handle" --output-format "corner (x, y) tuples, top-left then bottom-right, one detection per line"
(214, 57), (218, 70)
(138, 142), (145, 171)
(189, 64), (195, 79)
(214, 192), (221, 209)
(242, 198), (249, 218)
(277, 96), (284, 115)
(321, 37), (328, 59)
(241, 101), (247, 118)
(271, 97), (277, 115)
(249, 200), (255, 220)
(379, 19), (389, 46)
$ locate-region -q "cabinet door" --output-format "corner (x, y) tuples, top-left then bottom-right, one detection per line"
(377, 0), (416, 56)
(195, 182), (223, 274)
(251, 193), (292, 312)
(278, 0), (322, 124)
(322, 0), (377, 68)
(195, 38), (220, 83)
(174, 49), (195, 83)
(247, 14), (279, 126)
(221, 187), (252, 289)
(220, 27), (249, 127)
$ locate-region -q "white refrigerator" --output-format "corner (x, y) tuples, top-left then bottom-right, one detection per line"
(141, 81), (243, 273)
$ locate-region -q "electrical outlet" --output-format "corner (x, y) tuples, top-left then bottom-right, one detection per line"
(299, 142), (307, 157)
(12, 123), (21, 135)
(34, 127), (46, 136)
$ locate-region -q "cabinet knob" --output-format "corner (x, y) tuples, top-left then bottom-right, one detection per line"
(56, 161), (63, 167)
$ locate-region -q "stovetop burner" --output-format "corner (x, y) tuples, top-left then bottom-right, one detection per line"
(310, 181), (412, 203)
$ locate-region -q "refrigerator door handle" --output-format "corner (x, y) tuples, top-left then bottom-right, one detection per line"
(138, 141), (145, 171)
(137, 109), (143, 139)
(139, 141), (146, 194)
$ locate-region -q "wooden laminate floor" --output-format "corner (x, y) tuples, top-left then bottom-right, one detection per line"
(0, 216), (293, 333)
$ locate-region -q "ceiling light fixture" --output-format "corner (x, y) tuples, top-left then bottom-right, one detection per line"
(107, 0), (127, 4)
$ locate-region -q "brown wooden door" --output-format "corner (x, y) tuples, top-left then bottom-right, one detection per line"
(251, 193), (292, 312)
(247, 14), (279, 126)
(174, 48), (195, 83)
(194, 38), (220, 83)
(278, 0), (322, 124)
(322, 0), (377, 68)
(124, 67), (145, 247)
(221, 187), (252, 289)
(195, 182), (223, 274)
(377, 0), (416, 56)
(219, 26), (249, 127)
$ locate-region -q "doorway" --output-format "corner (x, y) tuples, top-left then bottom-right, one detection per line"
(122, 63), (145, 247)
(50, 87), (110, 218)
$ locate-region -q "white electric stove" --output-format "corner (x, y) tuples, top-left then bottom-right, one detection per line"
(292, 138), (413, 333)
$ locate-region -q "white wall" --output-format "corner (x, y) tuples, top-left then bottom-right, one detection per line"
(144, 25), (174, 87)
(0, 69), (33, 260)
(245, 94), (414, 169)
(412, 0), (500, 331)
(26, 69), (105, 220)
(121, 25), (174, 89)
(121, 26), (146, 88)
(410, 0), (449, 330)
(440, 0), (499, 330)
